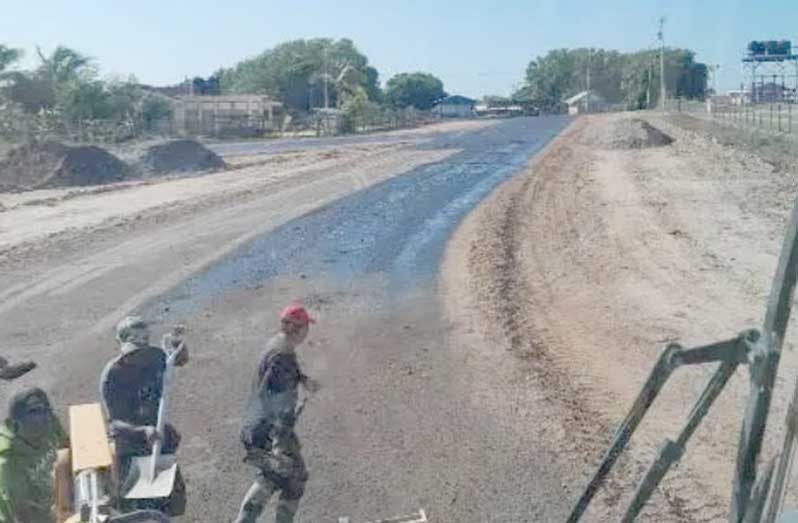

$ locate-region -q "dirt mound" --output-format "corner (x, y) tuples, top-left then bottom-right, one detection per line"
(137, 140), (225, 175)
(589, 118), (674, 149)
(0, 141), (131, 191)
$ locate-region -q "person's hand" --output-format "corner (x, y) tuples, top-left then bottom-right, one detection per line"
(174, 344), (189, 366)
(142, 426), (160, 444)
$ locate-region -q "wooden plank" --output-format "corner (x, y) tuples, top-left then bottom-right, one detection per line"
(69, 403), (113, 473)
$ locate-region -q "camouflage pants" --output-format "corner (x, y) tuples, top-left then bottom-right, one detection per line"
(234, 430), (308, 523)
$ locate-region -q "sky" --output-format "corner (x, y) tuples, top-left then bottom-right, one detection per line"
(2, 0), (796, 98)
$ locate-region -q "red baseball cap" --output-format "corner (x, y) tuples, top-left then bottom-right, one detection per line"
(280, 304), (315, 325)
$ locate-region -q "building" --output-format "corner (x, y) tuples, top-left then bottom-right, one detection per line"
(171, 95), (284, 137)
(432, 95), (476, 118)
(726, 90), (751, 106)
(564, 90), (607, 115)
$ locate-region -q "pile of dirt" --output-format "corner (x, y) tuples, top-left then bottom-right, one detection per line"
(136, 140), (226, 175)
(590, 117), (674, 149)
(0, 141), (131, 191)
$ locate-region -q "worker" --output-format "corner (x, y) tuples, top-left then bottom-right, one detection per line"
(0, 356), (36, 381)
(0, 387), (68, 522)
(234, 303), (319, 523)
(99, 316), (188, 515)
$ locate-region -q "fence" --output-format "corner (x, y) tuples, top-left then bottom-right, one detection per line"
(673, 97), (796, 136)
(283, 106), (438, 138)
(0, 106), (174, 145)
(0, 103), (439, 145)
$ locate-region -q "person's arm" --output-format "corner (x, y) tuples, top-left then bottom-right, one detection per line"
(299, 372), (320, 394)
(0, 356), (36, 381)
(108, 420), (157, 441)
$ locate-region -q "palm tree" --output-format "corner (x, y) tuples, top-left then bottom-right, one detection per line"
(36, 46), (92, 85)
(0, 45), (22, 83)
(309, 62), (366, 109)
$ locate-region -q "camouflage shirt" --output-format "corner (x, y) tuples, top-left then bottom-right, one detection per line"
(0, 419), (66, 523)
(241, 333), (306, 450)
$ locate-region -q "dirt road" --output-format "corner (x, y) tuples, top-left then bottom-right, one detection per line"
(444, 112), (798, 521)
(0, 117), (574, 521)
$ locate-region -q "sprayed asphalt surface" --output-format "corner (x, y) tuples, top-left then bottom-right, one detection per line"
(151, 117), (570, 320)
(2, 117), (575, 522)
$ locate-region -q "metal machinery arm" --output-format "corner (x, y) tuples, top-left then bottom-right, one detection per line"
(567, 334), (754, 522)
(567, 194), (798, 522)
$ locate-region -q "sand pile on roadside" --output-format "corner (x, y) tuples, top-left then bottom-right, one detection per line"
(0, 141), (131, 191)
(586, 117), (674, 149)
(136, 140), (226, 175)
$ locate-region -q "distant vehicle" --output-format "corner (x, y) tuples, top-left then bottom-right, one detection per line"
(474, 104), (525, 118)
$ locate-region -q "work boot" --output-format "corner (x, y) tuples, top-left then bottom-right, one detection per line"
(275, 497), (299, 523)
(233, 500), (265, 523)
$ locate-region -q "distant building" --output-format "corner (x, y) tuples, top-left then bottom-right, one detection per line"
(726, 90), (751, 106)
(171, 95), (284, 137)
(564, 90), (607, 115)
(752, 82), (790, 103)
(432, 95), (477, 118)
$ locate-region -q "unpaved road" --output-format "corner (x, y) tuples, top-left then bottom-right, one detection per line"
(0, 117), (573, 522)
(445, 112), (798, 521)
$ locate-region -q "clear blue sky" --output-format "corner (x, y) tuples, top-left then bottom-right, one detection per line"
(2, 0), (796, 97)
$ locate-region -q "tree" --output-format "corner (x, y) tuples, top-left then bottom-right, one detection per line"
(220, 38), (381, 112)
(0, 45), (22, 79)
(5, 46), (95, 113)
(385, 72), (445, 110)
(192, 75), (221, 95)
(139, 95), (173, 130)
(36, 46), (93, 86)
(516, 46), (708, 110)
(339, 87), (371, 133)
(0, 45), (23, 101)
(482, 95), (511, 106)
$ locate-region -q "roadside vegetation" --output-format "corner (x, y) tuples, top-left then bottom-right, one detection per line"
(514, 47), (708, 110)
(0, 38), (449, 142)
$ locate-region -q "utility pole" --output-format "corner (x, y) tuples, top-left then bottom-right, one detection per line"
(646, 67), (652, 109)
(658, 17), (666, 112)
(323, 46), (329, 110)
(586, 50), (591, 114)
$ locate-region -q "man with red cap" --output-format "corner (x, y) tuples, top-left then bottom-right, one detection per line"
(234, 303), (319, 523)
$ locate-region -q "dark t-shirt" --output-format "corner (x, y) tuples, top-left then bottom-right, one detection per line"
(100, 345), (166, 428)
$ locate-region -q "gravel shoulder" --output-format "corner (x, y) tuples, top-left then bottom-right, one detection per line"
(441, 112), (798, 521)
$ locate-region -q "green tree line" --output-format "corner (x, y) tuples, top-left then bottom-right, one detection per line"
(217, 38), (447, 113)
(515, 47), (708, 109)
(0, 44), (172, 128)
(0, 39), (449, 136)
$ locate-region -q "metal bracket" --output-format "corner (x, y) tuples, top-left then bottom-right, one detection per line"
(567, 333), (754, 522)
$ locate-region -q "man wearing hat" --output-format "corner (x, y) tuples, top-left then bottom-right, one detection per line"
(235, 304), (319, 523)
(100, 316), (189, 515)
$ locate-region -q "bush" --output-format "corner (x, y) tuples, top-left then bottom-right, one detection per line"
(140, 95), (173, 131)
